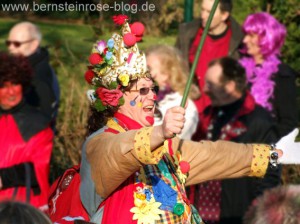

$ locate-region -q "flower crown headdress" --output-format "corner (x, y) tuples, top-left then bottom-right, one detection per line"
(84, 15), (149, 111)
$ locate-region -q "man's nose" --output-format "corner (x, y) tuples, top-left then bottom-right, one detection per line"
(8, 44), (16, 53)
(149, 88), (157, 100)
(201, 11), (208, 20)
(203, 84), (209, 94)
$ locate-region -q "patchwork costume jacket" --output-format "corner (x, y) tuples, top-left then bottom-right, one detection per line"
(79, 112), (272, 224)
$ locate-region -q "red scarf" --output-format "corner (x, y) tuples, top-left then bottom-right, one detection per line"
(189, 26), (232, 113)
(101, 112), (142, 224)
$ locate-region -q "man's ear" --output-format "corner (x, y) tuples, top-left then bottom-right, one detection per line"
(30, 39), (40, 52)
(225, 80), (235, 93)
(221, 11), (230, 22)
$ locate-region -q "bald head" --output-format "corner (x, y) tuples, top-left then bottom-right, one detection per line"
(7, 22), (42, 57)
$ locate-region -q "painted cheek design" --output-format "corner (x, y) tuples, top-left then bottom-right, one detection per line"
(153, 94), (157, 100)
(137, 97), (143, 108)
(130, 95), (139, 106)
(146, 116), (154, 125)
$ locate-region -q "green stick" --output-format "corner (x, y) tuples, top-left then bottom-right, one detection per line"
(180, 0), (220, 107)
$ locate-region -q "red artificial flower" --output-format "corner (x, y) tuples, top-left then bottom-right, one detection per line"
(103, 47), (109, 55)
(123, 33), (136, 47)
(135, 35), (143, 42)
(130, 22), (145, 36)
(89, 53), (103, 65)
(112, 14), (129, 26)
(96, 87), (123, 107)
(84, 70), (95, 84)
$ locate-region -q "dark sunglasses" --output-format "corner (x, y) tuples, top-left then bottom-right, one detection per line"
(130, 86), (158, 95)
(5, 39), (34, 48)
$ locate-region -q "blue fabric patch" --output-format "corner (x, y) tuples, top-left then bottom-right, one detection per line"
(151, 175), (177, 211)
(144, 189), (152, 201)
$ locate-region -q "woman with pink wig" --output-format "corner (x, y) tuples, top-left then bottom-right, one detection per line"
(239, 12), (298, 138)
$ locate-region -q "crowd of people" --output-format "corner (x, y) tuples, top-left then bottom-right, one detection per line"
(0, 0), (299, 223)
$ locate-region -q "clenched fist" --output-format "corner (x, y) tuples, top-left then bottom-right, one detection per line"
(162, 106), (186, 139)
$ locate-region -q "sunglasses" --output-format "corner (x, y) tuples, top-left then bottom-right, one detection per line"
(130, 86), (158, 95)
(5, 39), (34, 48)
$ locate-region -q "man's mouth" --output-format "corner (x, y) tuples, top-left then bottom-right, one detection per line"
(143, 105), (154, 113)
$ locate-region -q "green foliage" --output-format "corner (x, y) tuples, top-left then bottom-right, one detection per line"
(94, 98), (106, 112)
(109, 81), (118, 89)
(271, 0), (300, 73)
(232, 0), (261, 23)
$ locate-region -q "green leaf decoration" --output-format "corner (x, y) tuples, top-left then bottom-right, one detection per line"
(118, 97), (125, 106)
(94, 99), (106, 112)
(92, 79), (103, 88)
(94, 64), (104, 69)
(109, 81), (118, 89)
(107, 58), (114, 65)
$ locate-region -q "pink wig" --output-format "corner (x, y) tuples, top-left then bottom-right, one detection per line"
(242, 12), (286, 58)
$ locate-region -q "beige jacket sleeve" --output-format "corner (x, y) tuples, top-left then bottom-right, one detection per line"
(87, 129), (268, 198)
(171, 138), (255, 186)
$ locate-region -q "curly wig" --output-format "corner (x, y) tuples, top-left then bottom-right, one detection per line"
(241, 12), (286, 58)
(0, 52), (32, 92)
(145, 45), (200, 101)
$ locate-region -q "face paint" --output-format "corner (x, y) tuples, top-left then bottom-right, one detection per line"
(146, 116), (154, 125)
(138, 98), (143, 108)
(120, 78), (156, 127)
(130, 95), (139, 106)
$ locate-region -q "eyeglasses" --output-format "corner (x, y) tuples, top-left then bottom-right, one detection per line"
(130, 86), (158, 95)
(5, 39), (34, 48)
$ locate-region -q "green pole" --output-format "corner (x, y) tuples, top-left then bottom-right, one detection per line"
(180, 0), (220, 107)
(184, 0), (194, 22)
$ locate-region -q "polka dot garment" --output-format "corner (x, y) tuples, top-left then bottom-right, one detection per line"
(198, 180), (221, 222)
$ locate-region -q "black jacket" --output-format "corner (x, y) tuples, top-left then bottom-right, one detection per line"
(193, 93), (281, 223)
(26, 47), (59, 123)
(272, 63), (298, 138)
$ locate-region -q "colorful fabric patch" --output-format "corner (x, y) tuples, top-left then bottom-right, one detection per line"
(131, 182), (163, 224)
(151, 175), (177, 211)
(107, 118), (126, 133)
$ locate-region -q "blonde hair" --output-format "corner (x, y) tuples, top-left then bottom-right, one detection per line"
(146, 45), (200, 100)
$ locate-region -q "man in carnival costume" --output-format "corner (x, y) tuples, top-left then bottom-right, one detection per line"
(49, 15), (300, 224)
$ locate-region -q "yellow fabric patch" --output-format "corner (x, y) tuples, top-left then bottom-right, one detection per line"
(134, 127), (165, 164)
(249, 144), (270, 177)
